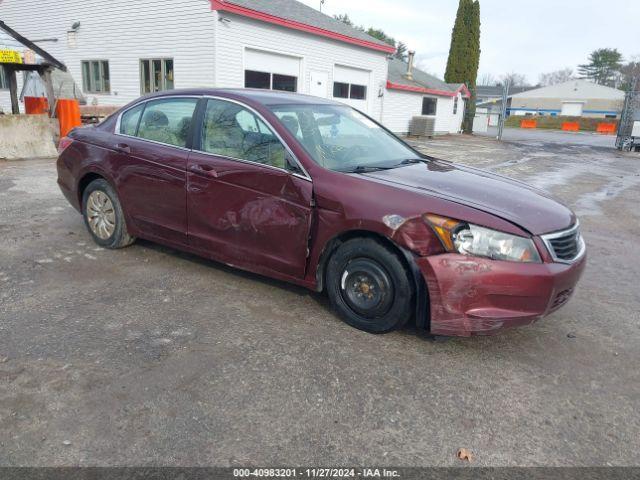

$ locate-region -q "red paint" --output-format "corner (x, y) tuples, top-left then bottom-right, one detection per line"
(57, 88), (586, 337)
(386, 80), (471, 98)
(417, 253), (586, 336)
(210, 0), (396, 54)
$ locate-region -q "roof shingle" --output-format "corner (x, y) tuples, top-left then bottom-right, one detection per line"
(215, 0), (394, 52)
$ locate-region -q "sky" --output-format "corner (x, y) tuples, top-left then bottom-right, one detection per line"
(298, 0), (640, 85)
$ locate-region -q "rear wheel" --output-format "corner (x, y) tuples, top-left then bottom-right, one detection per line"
(326, 238), (414, 333)
(82, 179), (135, 249)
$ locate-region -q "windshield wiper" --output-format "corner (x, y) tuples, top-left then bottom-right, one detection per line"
(398, 158), (427, 165)
(343, 165), (398, 173)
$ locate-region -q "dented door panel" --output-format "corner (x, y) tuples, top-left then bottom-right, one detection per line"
(187, 152), (313, 278)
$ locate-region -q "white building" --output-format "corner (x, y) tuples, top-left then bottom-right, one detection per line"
(0, 0), (465, 134)
(508, 80), (625, 118)
(383, 57), (469, 134)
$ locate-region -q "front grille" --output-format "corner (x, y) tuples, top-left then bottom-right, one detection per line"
(541, 223), (585, 264)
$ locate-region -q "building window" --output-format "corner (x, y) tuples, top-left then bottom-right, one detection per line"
(272, 74), (297, 92)
(422, 97), (437, 115)
(453, 97), (458, 115)
(244, 70), (297, 92)
(140, 58), (174, 94)
(333, 82), (367, 100)
(333, 82), (349, 98)
(81, 60), (110, 93)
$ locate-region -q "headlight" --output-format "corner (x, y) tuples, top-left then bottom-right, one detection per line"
(425, 214), (541, 263)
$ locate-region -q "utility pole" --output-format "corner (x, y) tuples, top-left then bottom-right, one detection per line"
(497, 79), (510, 141)
(320, 0), (325, 12)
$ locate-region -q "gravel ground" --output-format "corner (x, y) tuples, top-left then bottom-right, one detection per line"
(0, 134), (639, 467)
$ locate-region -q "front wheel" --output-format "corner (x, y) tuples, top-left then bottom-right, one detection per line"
(82, 178), (136, 249)
(326, 238), (414, 333)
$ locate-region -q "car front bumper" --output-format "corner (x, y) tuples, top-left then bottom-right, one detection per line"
(415, 253), (586, 336)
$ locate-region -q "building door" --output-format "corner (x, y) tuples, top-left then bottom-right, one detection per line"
(561, 102), (584, 116)
(309, 71), (328, 98)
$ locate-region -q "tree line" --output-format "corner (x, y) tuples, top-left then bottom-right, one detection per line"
(480, 49), (639, 91)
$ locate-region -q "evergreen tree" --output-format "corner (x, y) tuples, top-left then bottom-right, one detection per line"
(445, 0), (481, 134)
(394, 42), (408, 61)
(578, 48), (623, 87)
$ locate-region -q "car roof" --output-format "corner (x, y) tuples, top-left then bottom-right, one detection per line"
(140, 88), (345, 106)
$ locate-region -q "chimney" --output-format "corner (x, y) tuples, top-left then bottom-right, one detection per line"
(405, 50), (415, 81)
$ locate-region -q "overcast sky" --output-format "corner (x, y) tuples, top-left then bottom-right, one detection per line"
(298, 0), (640, 84)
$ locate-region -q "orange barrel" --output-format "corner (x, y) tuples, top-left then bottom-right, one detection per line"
(24, 96), (49, 115)
(56, 99), (82, 137)
(562, 122), (580, 131)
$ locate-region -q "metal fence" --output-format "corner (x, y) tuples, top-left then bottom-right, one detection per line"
(616, 79), (640, 151)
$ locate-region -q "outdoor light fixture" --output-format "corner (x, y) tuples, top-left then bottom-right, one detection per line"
(70, 22), (81, 31)
(218, 17), (231, 24)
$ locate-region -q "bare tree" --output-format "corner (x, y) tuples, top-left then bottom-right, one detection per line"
(619, 55), (640, 91)
(478, 72), (496, 86)
(538, 68), (574, 86)
(498, 72), (529, 87)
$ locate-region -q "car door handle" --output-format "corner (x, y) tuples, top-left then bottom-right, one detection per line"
(189, 164), (219, 178)
(115, 143), (131, 154)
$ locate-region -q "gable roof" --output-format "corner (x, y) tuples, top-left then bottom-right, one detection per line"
(211, 0), (395, 54)
(476, 85), (533, 98)
(510, 79), (624, 100)
(386, 58), (470, 98)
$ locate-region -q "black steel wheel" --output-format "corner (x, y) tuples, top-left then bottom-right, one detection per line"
(326, 238), (414, 333)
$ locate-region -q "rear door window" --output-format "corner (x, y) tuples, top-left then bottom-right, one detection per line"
(134, 98), (198, 148)
(119, 103), (145, 136)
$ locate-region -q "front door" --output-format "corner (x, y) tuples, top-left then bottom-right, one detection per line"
(309, 71), (329, 99)
(187, 97), (313, 278)
(114, 96), (199, 245)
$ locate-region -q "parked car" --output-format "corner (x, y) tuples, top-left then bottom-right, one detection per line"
(56, 89), (586, 336)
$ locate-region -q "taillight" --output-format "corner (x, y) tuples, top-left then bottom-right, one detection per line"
(57, 136), (74, 155)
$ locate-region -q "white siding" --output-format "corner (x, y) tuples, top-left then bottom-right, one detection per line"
(0, 0), (216, 110)
(215, 16), (388, 119)
(382, 89), (464, 135)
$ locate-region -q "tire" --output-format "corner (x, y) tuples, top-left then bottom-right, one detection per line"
(82, 178), (136, 249)
(326, 238), (414, 333)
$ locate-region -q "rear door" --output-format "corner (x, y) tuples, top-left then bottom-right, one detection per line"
(114, 96), (198, 245)
(187, 97), (313, 278)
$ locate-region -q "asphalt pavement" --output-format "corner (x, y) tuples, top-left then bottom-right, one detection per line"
(1, 134), (639, 466)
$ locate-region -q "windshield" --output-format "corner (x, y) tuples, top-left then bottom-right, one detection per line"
(270, 104), (422, 172)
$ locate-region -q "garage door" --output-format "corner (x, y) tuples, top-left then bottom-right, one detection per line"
(333, 65), (371, 112)
(244, 48), (301, 92)
(561, 101), (584, 116)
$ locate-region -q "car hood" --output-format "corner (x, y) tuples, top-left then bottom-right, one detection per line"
(361, 160), (575, 235)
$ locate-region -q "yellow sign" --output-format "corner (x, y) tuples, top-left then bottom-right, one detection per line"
(0, 49), (23, 64)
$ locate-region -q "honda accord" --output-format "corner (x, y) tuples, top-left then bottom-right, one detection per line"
(56, 89), (586, 336)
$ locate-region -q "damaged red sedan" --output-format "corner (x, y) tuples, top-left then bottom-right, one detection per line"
(57, 89), (586, 336)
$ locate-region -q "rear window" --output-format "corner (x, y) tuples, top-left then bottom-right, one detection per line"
(120, 98), (198, 148)
(120, 103), (144, 136)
